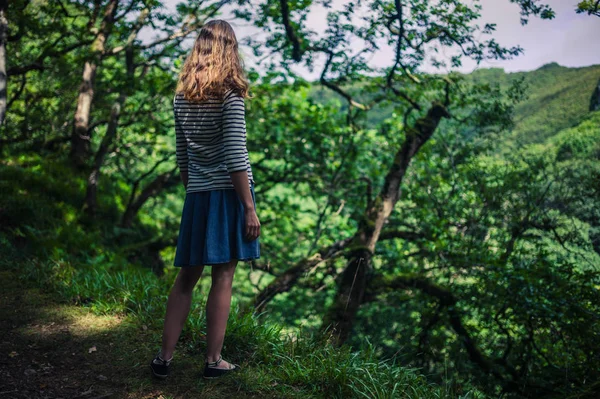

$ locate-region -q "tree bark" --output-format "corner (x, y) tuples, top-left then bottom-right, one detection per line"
(83, 98), (123, 216)
(253, 237), (353, 312)
(0, 0), (8, 126)
(121, 170), (180, 228)
(319, 101), (450, 346)
(71, 61), (97, 166)
(70, 0), (119, 168)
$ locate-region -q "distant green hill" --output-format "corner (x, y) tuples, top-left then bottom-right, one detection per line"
(308, 63), (600, 145)
(468, 62), (600, 145)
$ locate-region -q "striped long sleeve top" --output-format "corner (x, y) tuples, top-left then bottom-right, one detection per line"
(174, 89), (255, 193)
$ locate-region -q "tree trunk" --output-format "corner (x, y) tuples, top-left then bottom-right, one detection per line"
(70, 0), (119, 168)
(0, 0), (8, 126)
(121, 170), (180, 228)
(82, 5), (150, 213)
(320, 102), (450, 346)
(70, 61), (98, 166)
(83, 98), (123, 216)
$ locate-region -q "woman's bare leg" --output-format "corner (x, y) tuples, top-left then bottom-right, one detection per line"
(205, 259), (238, 369)
(160, 265), (205, 360)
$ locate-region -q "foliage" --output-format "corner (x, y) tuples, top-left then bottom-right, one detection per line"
(468, 63), (600, 146)
(352, 115), (600, 395)
(576, 0), (600, 17)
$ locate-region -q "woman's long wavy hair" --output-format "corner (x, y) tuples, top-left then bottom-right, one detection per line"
(175, 20), (250, 102)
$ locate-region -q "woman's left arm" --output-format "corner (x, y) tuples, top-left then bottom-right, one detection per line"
(173, 96), (189, 189)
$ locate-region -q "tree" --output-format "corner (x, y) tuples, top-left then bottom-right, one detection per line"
(3, 0), (231, 224)
(70, 0), (120, 168)
(242, 0), (543, 345)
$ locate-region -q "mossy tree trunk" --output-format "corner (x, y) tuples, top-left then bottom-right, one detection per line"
(82, 7), (149, 216)
(320, 102), (450, 345)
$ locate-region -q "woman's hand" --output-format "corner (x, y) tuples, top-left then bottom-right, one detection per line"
(180, 170), (189, 189)
(244, 207), (261, 241)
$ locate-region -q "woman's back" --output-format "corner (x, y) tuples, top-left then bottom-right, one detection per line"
(174, 89), (254, 193)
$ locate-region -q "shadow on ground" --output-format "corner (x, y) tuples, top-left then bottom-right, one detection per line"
(0, 270), (263, 399)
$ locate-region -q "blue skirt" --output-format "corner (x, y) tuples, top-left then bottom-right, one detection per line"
(174, 182), (260, 267)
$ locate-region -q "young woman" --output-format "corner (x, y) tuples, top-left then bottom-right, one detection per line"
(149, 19), (261, 380)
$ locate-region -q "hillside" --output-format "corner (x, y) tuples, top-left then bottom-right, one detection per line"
(468, 62), (600, 145)
(308, 63), (600, 146)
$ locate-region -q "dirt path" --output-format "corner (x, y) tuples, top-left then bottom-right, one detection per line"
(0, 270), (262, 399)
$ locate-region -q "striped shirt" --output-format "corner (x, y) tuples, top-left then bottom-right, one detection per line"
(174, 89), (255, 193)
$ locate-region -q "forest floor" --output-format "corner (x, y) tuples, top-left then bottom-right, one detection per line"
(0, 269), (262, 399)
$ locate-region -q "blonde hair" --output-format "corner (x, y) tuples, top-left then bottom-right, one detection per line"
(175, 20), (250, 102)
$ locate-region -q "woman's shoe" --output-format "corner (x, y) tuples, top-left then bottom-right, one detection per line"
(150, 351), (172, 379)
(202, 354), (241, 379)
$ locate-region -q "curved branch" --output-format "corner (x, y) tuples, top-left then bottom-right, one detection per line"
(253, 237), (353, 312)
(279, 0), (302, 61)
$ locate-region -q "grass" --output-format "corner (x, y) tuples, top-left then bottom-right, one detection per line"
(0, 256), (466, 398)
(1, 255), (467, 398)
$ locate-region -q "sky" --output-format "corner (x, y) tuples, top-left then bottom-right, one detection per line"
(156, 0), (600, 79)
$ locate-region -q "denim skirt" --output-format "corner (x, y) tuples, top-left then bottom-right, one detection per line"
(174, 182), (260, 267)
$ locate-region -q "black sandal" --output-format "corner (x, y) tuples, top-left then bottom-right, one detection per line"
(150, 350), (173, 379)
(202, 354), (241, 379)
